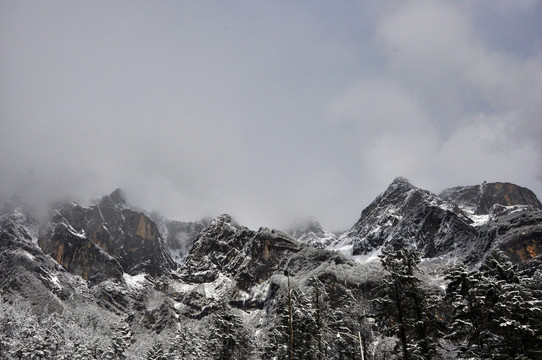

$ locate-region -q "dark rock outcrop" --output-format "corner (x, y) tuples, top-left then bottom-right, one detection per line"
(178, 214), (358, 317)
(337, 177), (474, 258)
(336, 177), (542, 264)
(440, 181), (542, 214)
(38, 221), (124, 284)
(477, 209), (542, 263)
(181, 214), (302, 290)
(38, 189), (176, 279)
(0, 209), (76, 310)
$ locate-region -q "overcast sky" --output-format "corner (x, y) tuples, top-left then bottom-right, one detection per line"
(1, 0), (542, 231)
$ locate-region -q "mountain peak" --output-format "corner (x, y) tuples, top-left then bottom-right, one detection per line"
(391, 176), (411, 185)
(210, 214), (238, 228)
(384, 176), (417, 194)
(98, 188), (128, 210)
(108, 188), (126, 205)
(287, 216), (323, 235)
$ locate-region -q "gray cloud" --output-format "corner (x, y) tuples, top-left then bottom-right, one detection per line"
(1, 0), (541, 231)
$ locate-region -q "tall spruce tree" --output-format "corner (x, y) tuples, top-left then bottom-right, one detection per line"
(209, 305), (252, 360)
(309, 277), (327, 360)
(444, 263), (487, 357)
(146, 342), (166, 360)
(375, 245), (436, 360)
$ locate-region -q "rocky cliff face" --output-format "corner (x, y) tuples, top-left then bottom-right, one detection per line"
(476, 209), (542, 263)
(38, 189), (176, 278)
(171, 213), (362, 323)
(334, 177), (542, 264)
(181, 214), (302, 290)
(38, 219), (123, 284)
(439, 181), (542, 215)
(333, 177), (471, 257)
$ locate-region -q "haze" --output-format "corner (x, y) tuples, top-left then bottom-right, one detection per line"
(1, 0), (542, 231)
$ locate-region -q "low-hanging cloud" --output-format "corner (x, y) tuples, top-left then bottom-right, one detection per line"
(1, 0), (541, 231)
(328, 0), (542, 197)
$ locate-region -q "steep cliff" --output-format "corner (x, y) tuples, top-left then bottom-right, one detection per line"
(38, 189), (175, 278)
(333, 177), (542, 264)
(439, 181), (542, 215)
(181, 214), (302, 289)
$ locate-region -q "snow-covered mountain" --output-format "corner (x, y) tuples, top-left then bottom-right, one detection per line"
(286, 217), (339, 249)
(1, 178), (541, 359)
(331, 177), (542, 264)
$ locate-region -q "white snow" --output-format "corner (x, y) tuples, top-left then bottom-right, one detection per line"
(66, 224), (86, 239)
(171, 281), (197, 293)
(368, 225), (382, 235)
(14, 249), (35, 261)
(469, 214), (490, 227)
(363, 249), (382, 263)
(170, 273), (234, 300)
(350, 248), (382, 264)
(123, 273), (147, 290)
(329, 243), (354, 257)
(201, 273), (233, 299)
(49, 274), (61, 289)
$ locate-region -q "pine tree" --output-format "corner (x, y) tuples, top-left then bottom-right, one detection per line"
(167, 323), (208, 359)
(208, 305), (252, 360)
(291, 286), (320, 360)
(480, 251), (542, 359)
(102, 322), (131, 360)
(446, 251), (542, 359)
(147, 342), (166, 360)
(375, 245), (436, 360)
(308, 276), (331, 360)
(444, 263), (486, 356)
(71, 341), (98, 360)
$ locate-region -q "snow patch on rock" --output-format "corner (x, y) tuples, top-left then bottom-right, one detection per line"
(123, 273), (147, 290)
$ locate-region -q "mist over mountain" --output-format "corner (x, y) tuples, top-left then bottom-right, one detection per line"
(2, 1), (542, 232)
(2, 1), (542, 358)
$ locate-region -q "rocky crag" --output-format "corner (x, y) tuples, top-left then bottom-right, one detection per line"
(328, 177), (542, 264)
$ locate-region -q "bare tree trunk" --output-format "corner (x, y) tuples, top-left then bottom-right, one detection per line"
(287, 273), (294, 360)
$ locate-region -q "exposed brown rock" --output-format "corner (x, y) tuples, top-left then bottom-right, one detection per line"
(440, 181), (542, 215)
(38, 222), (123, 284)
(37, 189), (175, 282)
(477, 182), (542, 214)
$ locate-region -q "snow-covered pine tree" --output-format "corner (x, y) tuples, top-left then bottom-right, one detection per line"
(290, 286), (319, 360)
(308, 276), (331, 360)
(480, 251), (542, 359)
(167, 322), (208, 359)
(70, 340), (98, 360)
(102, 322), (131, 360)
(446, 251), (542, 359)
(208, 305), (252, 360)
(375, 245), (436, 360)
(146, 342), (166, 360)
(444, 263), (485, 357)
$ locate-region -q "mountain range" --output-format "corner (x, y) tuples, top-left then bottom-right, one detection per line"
(1, 177), (541, 359)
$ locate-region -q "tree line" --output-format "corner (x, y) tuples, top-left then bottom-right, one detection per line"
(1, 247), (541, 359)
